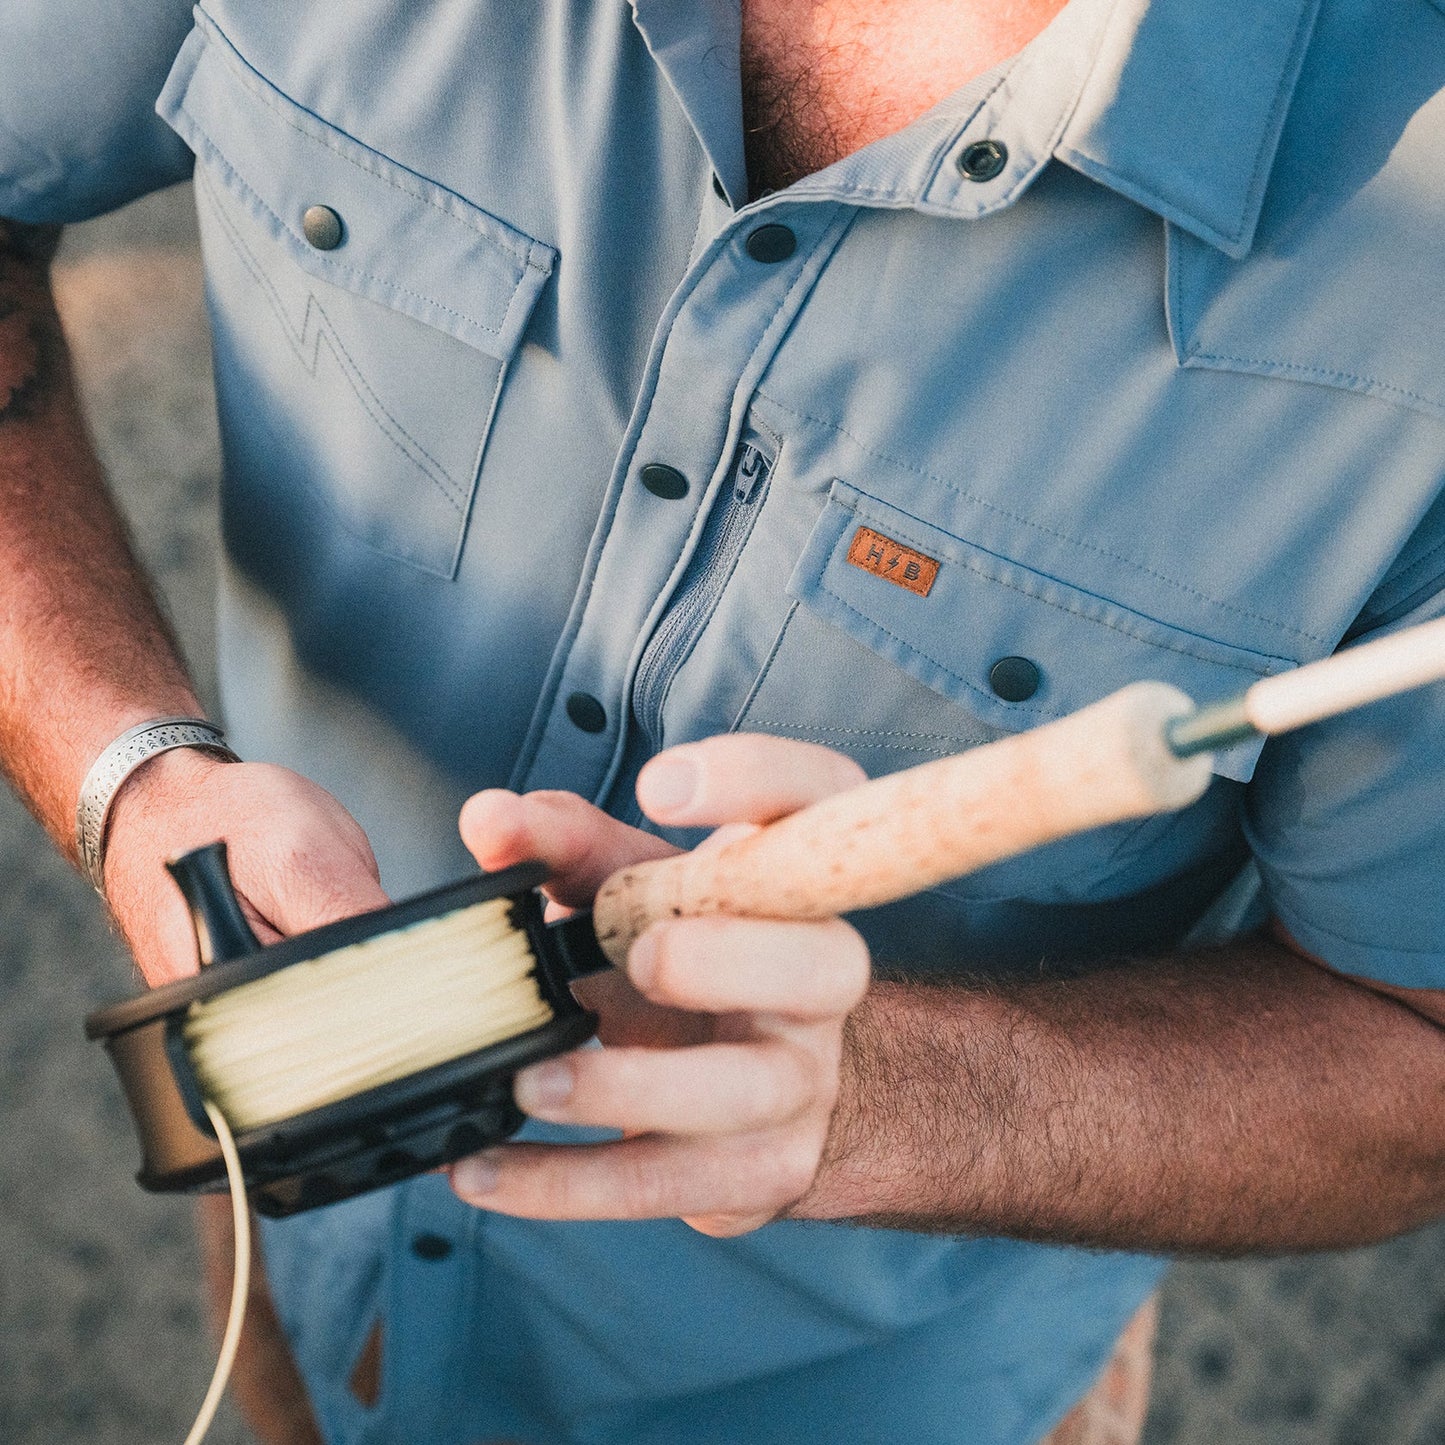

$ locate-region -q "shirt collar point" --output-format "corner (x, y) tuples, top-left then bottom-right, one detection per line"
(1057, 149), (1260, 261)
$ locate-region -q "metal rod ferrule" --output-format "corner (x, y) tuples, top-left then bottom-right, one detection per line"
(1165, 697), (1259, 759)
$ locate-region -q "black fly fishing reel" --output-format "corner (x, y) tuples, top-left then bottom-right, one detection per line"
(86, 843), (607, 1217)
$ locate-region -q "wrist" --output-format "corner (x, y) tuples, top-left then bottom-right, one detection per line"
(76, 716), (239, 893)
(799, 982), (999, 1228)
(106, 742), (232, 830)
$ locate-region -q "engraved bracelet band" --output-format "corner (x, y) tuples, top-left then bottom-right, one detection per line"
(75, 717), (240, 894)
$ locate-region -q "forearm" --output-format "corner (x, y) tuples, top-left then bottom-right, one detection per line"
(0, 219), (202, 856)
(817, 933), (1445, 1252)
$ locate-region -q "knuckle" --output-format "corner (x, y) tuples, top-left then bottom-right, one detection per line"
(637, 922), (692, 1001)
(580, 1048), (638, 1112)
(525, 788), (590, 820)
(771, 1139), (819, 1205)
(530, 1163), (579, 1216)
(618, 1150), (672, 1216)
(763, 1044), (817, 1121)
(820, 920), (871, 1006)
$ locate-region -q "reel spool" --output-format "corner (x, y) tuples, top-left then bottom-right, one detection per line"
(86, 843), (606, 1217)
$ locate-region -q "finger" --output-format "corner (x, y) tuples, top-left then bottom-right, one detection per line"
(636, 734), (865, 828)
(628, 917), (871, 1019)
(459, 788), (679, 908)
(570, 967), (714, 1049)
(450, 1131), (819, 1226)
(513, 1041), (818, 1134)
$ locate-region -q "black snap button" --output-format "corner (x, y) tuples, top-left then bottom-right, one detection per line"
(959, 139), (1008, 182)
(411, 1233), (453, 1262)
(744, 223), (797, 263)
(712, 173), (728, 202)
(566, 692), (608, 733)
(988, 656), (1041, 702)
(640, 463), (689, 500)
(301, 204), (344, 250)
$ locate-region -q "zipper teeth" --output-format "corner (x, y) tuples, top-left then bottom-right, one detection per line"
(633, 442), (773, 748)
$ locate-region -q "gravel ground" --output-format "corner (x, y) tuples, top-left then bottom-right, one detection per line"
(1, 183), (1442, 1445)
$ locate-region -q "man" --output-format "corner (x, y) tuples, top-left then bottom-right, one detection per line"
(3, 1), (1444, 1442)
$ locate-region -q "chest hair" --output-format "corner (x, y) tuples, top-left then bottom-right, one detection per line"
(739, 0), (1067, 196)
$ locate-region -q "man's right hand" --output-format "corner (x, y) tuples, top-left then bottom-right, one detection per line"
(101, 747), (390, 985)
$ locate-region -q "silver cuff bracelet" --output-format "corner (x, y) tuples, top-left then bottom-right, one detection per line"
(75, 717), (240, 894)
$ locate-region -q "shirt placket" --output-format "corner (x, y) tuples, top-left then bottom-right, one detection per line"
(514, 0), (1111, 803)
(515, 197), (854, 799)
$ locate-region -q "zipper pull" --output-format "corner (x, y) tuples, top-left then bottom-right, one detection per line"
(733, 442), (769, 503)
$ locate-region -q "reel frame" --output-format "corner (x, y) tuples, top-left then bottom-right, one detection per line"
(86, 856), (604, 1217)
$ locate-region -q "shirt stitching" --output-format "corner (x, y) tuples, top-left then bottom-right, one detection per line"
(188, 123), (516, 344)
(202, 171), (468, 515)
(820, 509), (1275, 677)
(747, 719), (992, 746)
(536, 225), (740, 748)
(843, 503), (1276, 669)
(815, 580), (1053, 717)
(1184, 344), (1444, 414)
(760, 392), (1326, 644)
(195, 11), (548, 272)
(1370, 534), (1445, 608)
(733, 601), (798, 730)
(641, 239), (836, 730)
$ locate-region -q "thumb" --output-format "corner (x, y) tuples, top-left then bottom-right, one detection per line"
(637, 734), (866, 829)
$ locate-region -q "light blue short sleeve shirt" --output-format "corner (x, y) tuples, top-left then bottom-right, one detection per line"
(6, 1), (1445, 1441)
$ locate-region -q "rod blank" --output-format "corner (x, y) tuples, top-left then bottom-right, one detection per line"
(1246, 614), (1445, 737)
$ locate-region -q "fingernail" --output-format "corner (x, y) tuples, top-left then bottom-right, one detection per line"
(451, 1150), (501, 1198)
(639, 756), (697, 815)
(513, 1058), (574, 1114)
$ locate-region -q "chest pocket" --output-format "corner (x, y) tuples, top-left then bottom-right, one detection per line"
(157, 15), (555, 579)
(738, 480), (1298, 911)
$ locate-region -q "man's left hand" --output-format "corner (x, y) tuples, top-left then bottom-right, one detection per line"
(449, 736), (870, 1237)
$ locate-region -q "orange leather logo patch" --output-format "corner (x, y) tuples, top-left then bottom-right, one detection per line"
(845, 526), (940, 597)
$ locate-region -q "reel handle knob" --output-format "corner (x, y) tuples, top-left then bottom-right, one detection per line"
(166, 841), (261, 967)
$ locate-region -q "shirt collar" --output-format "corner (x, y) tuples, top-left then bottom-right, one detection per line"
(628, 0), (747, 205)
(1056, 0), (1321, 257)
(630, 0), (1322, 258)
(782, 0), (1322, 259)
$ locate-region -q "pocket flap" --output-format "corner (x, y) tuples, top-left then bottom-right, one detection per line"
(789, 482), (1298, 782)
(158, 14), (555, 361)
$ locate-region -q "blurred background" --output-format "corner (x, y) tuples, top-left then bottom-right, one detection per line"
(1, 183), (1442, 1445)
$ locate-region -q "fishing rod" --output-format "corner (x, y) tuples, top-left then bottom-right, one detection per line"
(89, 613), (1445, 1219)
(85, 612), (1445, 1444)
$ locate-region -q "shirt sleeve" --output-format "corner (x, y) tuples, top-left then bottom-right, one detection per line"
(1244, 499), (1445, 991)
(0, 0), (196, 223)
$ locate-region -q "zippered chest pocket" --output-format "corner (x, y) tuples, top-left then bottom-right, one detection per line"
(632, 435), (776, 749)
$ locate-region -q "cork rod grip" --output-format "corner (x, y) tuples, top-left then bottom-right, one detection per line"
(592, 681), (1213, 965)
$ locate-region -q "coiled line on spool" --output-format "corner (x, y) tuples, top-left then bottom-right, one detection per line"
(183, 897), (553, 1130)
